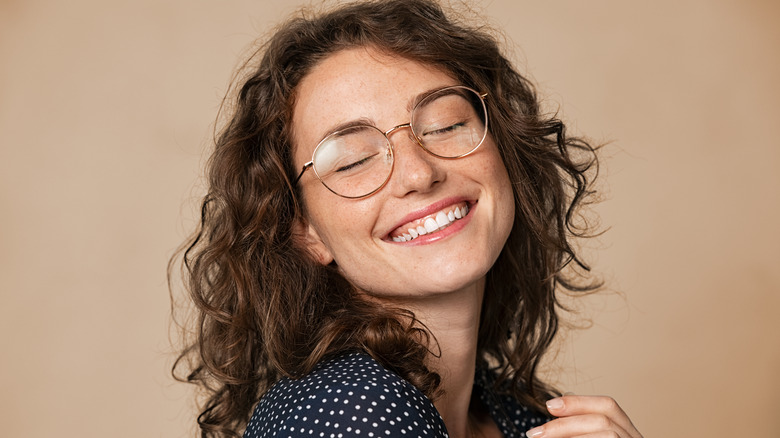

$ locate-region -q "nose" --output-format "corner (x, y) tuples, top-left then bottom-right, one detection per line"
(385, 124), (444, 197)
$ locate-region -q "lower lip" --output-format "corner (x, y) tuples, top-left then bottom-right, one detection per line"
(392, 202), (476, 246)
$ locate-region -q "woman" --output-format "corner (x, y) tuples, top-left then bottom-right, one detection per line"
(172, 1), (643, 437)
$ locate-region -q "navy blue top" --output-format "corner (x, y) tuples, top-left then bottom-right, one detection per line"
(244, 351), (548, 437)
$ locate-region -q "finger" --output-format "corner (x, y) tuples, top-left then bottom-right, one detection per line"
(544, 395), (641, 436)
(525, 413), (630, 438)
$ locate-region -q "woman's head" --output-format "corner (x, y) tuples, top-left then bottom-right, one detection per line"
(292, 47), (516, 299)
(209, 0), (564, 294)
(175, 1), (598, 436)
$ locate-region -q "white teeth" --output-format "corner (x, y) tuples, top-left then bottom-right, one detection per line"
(391, 204), (470, 242)
(435, 211), (449, 228)
(424, 218), (439, 233)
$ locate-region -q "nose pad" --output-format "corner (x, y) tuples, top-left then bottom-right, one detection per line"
(385, 125), (442, 196)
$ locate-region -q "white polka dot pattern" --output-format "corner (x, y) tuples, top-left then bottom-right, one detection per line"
(243, 352), (548, 437)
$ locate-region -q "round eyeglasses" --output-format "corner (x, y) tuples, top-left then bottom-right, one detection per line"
(293, 85), (489, 199)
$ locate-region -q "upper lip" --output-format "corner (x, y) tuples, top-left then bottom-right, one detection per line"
(383, 196), (473, 239)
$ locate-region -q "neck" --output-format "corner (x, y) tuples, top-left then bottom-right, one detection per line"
(385, 278), (485, 438)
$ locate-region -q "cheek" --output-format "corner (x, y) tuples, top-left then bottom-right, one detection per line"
(488, 151), (516, 238)
(304, 193), (377, 256)
(499, 163), (515, 215)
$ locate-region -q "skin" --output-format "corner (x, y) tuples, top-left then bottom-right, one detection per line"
(527, 395), (643, 438)
(292, 46), (642, 438)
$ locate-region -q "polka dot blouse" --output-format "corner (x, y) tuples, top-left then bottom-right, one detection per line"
(243, 351), (549, 437)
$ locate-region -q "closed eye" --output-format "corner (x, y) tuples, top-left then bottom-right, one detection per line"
(335, 153), (379, 172)
(423, 122), (465, 137)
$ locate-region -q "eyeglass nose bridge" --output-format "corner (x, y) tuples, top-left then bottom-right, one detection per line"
(383, 122), (432, 157)
(383, 122), (414, 141)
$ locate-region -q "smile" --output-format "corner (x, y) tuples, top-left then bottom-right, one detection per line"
(389, 202), (470, 242)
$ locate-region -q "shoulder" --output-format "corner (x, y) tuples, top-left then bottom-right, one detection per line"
(244, 351), (447, 438)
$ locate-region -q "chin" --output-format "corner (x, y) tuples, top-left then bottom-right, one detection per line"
(417, 265), (489, 296)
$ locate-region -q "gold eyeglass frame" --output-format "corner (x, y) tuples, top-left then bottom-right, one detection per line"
(293, 85), (489, 199)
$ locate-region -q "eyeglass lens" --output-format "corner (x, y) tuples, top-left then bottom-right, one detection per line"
(311, 86), (487, 198)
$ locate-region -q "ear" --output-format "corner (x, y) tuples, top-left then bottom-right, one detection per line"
(293, 218), (334, 266)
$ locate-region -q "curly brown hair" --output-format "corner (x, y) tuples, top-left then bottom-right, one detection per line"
(171, 1), (600, 436)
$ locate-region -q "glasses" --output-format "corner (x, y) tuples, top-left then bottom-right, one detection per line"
(294, 85), (489, 199)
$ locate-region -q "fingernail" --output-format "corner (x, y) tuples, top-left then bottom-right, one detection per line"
(546, 397), (564, 410)
(526, 426), (544, 437)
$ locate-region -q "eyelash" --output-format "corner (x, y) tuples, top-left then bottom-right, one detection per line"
(424, 122), (465, 137)
(335, 153), (377, 172)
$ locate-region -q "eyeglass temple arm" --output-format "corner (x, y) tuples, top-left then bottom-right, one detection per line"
(294, 161), (314, 185)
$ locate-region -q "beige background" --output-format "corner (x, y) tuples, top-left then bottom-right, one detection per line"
(1, 0), (779, 437)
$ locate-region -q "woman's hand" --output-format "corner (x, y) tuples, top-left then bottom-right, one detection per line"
(525, 395), (642, 438)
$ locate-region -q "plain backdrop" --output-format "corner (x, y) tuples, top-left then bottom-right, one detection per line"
(1, 1), (779, 437)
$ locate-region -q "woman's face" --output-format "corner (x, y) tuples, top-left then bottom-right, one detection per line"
(292, 47), (514, 299)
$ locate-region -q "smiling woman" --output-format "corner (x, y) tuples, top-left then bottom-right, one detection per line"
(170, 1), (642, 437)
(292, 50), (515, 296)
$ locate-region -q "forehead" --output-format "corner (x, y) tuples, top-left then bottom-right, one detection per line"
(291, 47), (456, 158)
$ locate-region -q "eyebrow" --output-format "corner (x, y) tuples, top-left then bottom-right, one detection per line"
(318, 117), (377, 143)
(408, 85), (453, 112)
(315, 84), (458, 143)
